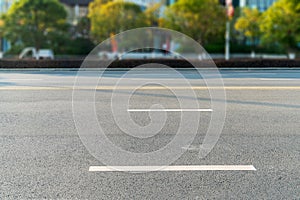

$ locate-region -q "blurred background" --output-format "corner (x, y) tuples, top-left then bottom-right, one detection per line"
(0, 0), (299, 60)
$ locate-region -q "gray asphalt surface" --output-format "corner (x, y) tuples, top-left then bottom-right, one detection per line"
(0, 68), (299, 199)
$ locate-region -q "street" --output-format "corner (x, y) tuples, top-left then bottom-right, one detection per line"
(0, 68), (299, 199)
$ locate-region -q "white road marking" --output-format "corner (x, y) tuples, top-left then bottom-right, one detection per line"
(2, 86), (300, 90)
(128, 109), (213, 112)
(182, 145), (201, 151)
(3, 79), (43, 81)
(259, 78), (299, 81)
(89, 165), (256, 172)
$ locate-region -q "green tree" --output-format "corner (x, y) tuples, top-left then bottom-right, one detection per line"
(144, 3), (161, 26)
(260, 0), (300, 52)
(160, 0), (226, 45)
(235, 8), (261, 51)
(88, 0), (110, 42)
(75, 17), (91, 39)
(0, 0), (67, 51)
(88, 0), (147, 42)
(89, 0), (111, 10)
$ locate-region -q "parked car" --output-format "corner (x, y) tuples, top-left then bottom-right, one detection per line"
(19, 47), (54, 60)
(98, 48), (179, 60)
(118, 49), (178, 60)
(98, 51), (119, 60)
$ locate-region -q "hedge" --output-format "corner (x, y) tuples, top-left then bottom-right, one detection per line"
(0, 59), (300, 68)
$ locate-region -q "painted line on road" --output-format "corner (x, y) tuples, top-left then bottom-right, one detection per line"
(1, 86), (300, 90)
(259, 78), (299, 81)
(3, 79), (43, 81)
(89, 165), (257, 172)
(128, 109), (213, 112)
(0, 86), (67, 90)
(94, 86), (300, 90)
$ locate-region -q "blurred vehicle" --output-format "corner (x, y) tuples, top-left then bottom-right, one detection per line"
(19, 47), (54, 60)
(118, 48), (178, 60)
(98, 48), (179, 60)
(98, 51), (119, 60)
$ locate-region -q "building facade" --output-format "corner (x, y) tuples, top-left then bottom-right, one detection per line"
(239, 0), (277, 11)
(165, 0), (176, 6)
(60, 0), (93, 25)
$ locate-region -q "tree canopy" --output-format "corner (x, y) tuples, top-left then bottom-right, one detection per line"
(160, 0), (226, 45)
(235, 8), (261, 50)
(0, 0), (67, 50)
(89, 0), (147, 42)
(144, 3), (161, 26)
(260, 0), (300, 50)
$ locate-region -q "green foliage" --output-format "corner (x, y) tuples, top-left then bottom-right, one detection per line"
(160, 0), (226, 45)
(234, 8), (261, 49)
(204, 43), (225, 54)
(3, 44), (25, 56)
(75, 17), (91, 39)
(0, 0), (68, 51)
(89, 0), (147, 42)
(260, 0), (300, 51)
(65, 38), (95, 55)
(45, 31), (95, 55)
(144, 3), (161, 26)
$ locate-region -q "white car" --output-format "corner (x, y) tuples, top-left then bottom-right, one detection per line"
(98, 49), (179, 60)
(118, 49), (178, 60)
(98, 51), (119, 60)
(19, 47), (54, 60)
(37, 49), (54, 60)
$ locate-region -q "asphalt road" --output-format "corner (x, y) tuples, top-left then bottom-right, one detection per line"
(0, 68), (299, 199)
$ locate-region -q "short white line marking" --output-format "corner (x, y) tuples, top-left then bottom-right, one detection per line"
(89, 165), (256, 172)
(181, 145), (201, 151)
(3, 79), (43, 81)
(259, 78), (298, 81)
(128, 109), (213, 112)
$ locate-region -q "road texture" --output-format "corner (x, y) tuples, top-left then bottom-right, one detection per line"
(0, 68), (299, 199)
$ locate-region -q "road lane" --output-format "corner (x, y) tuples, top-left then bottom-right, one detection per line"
(0, 69), (299, 199)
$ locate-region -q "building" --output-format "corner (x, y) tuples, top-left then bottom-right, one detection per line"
(232, 0), (239, 7)
(239, 0), (277, 11)
(60, 0), (93, 25)
(165, 0), (176, 6)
